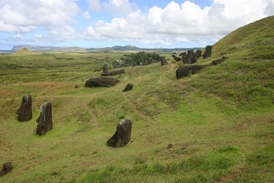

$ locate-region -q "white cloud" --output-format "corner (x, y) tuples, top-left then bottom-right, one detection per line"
(87, 0), (102, 11)
(148, 6), (163, 25)
(1, 0), (273, 48)
(103, 0), (138, 15)
(84, 0), (272, 47)
(49, 26), (78, 40)
(85, 26), (97, 37)
(265, 0), (274, 15)
(0, 0), (79, 32)
(82, 11), (91, 21)
(0, 20), (37, 32)
(34, 34), (51, 43)
(9, 34), (24, 41)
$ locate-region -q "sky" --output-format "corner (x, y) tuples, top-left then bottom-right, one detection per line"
(0, 0), (273, 50)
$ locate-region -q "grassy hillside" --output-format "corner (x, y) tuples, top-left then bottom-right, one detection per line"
(0, 17), (274, 183)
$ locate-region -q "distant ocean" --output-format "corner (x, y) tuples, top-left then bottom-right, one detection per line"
(0, 50), (13, 53)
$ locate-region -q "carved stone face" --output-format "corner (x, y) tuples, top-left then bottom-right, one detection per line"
(103, 62), (108, 74)
(107, 119), (132, 148)
(123, 83), (133, 92)
(16, 94), (32, 122)
(0, 162), (12, 177)
(36, 102), (53, 136)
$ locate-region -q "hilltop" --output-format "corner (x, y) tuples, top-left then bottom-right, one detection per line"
(11, 45), (87, 53)
(212, 15), (274, 59)
(13, 47), (34, 55)
(11, 44), (202, 53)
(0, 16), (273, 183)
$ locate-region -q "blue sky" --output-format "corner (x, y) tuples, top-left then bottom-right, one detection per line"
(0, 0), (273, 50)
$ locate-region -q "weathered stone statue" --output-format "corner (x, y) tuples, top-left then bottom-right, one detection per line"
(16, 94), (32, 122)
(101, 69), (125, 76)
(0, 162), (12, 177)
(160, 56), (168, 66)
(176, 56), (228, 79)
(176, 65), (207, 79)
(203, 45), (212, 59)
(103, 62), (108, 74)
(195, 49), (202, 59)
(123, 83), (133, 92)
(107, 119), (132, 148)
(172, 54), (181, 61)
(36, 102), (53, 136)
(85, 77), (120, 87)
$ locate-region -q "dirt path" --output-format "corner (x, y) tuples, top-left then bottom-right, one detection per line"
(122, 92), (154, 121)
(215, 166), (244, 183)
(37, 82), (67, 95)
(82, 99), (99, 129)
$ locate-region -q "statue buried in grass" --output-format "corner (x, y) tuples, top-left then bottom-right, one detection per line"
(107, 119), (132, 148)
(36, 102), (53, 136)
(16, 94), (32, 122)
(0, 162), (12, 177)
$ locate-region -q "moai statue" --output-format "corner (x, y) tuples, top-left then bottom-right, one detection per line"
(107, 119), (132, 148)
(16, 94), (32, 122)
(103, 62), (108, 74)
(160, 56), (168, 66)
(195, 49), (202, 59)
(203, 45), (212, 59)
(0, 162), (12, 177)
(181, 52), (188, 64)
(36, 102), (53, 136)
(123, 83), (133, 92)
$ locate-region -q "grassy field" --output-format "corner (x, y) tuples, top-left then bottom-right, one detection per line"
(1, 16), (274, 183)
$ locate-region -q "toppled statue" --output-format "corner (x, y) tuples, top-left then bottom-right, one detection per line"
(36, 102), (53, 136)
(0, 162), (12, 177)
(85, 77), (120, 87)
(16, 94), (32, 122)
(101, 69), (125, 76)
(107, 119), (132, 148)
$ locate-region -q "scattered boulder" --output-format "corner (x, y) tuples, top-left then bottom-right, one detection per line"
(101, 69), (125, 76)
(203, 45), (212, 59)
(107, 119), (132, 148)
(16, 94), (32, 122)
(123, 83), (133, 92)
(75, 85), (80, 88)
(161, 56), (168, 66)
(85, 77), (120, 87)
(0, 162), (12, 177)
(36, 102), (53, 136)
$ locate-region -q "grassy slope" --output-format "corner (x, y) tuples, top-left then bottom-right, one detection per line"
(0, 16), (274, 183)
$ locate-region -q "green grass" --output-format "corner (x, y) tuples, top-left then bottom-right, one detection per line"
(1, 16), (274, 183)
